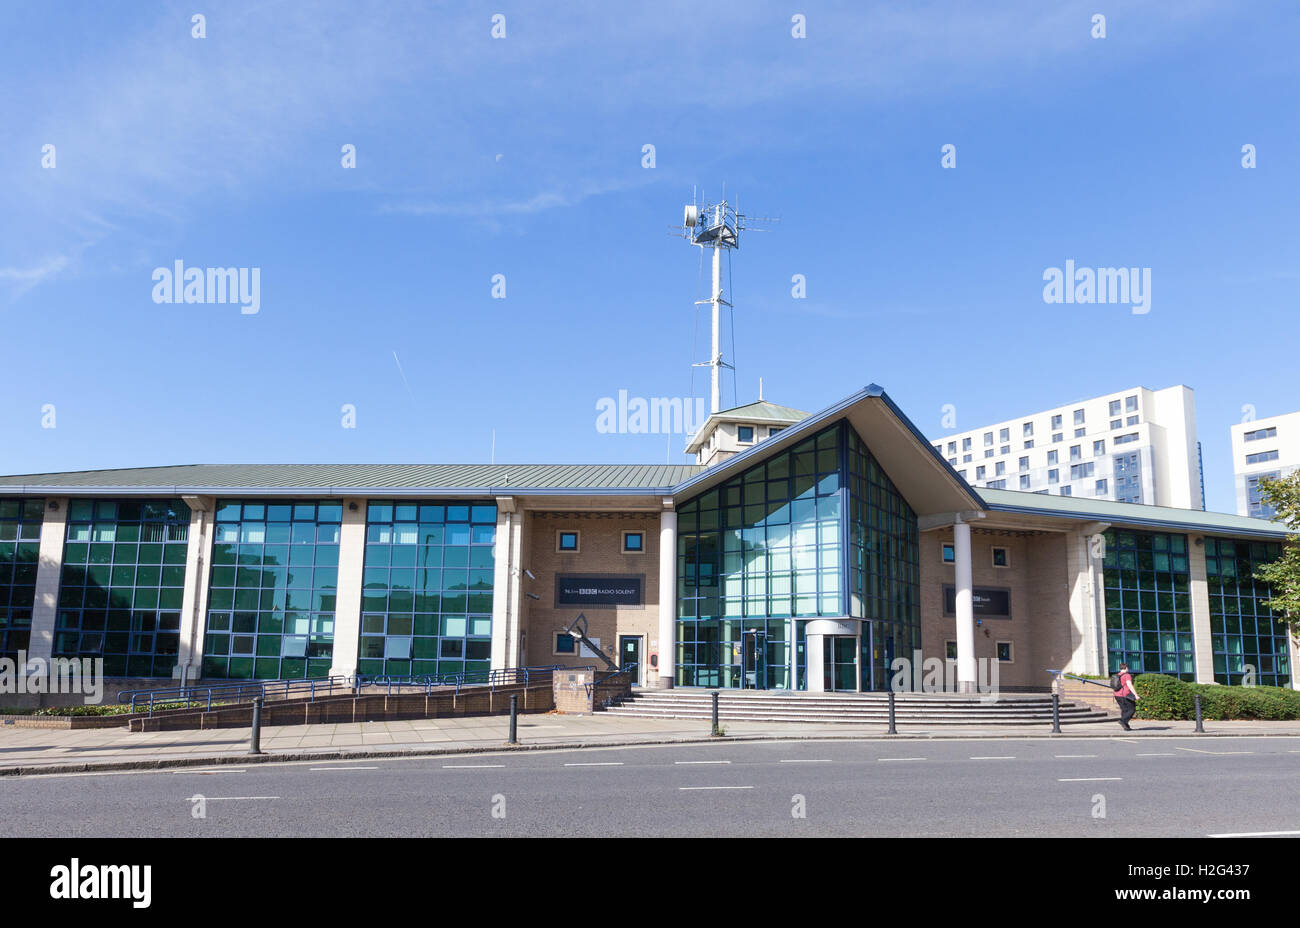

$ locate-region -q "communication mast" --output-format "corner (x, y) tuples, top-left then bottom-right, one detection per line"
(677, 190), (774, 413)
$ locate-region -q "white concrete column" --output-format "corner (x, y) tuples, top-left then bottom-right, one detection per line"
(806, 633), (825, 692)
(789, 619), (798, 690)
(1066, 526), (1109, 677)
(657, 502), (677, 688)
(953, 518), (976, 693)
(1187, 536), (1216, 684)
(490, 498), (522, 671)
(1289, 633), (1299, 692)
(175, 496), (214, 679)
(26, 497), (68, 663)
(854, 633), (863, 692)
(1086, 536), (1109, 677)
(328, 497), (367, 680)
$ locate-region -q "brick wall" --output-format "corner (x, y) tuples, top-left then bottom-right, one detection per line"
(921, 528), (1072, 691)
(521, 510), (661, 683)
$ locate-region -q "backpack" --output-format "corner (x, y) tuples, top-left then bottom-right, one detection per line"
(1109, 673), (1123, 691)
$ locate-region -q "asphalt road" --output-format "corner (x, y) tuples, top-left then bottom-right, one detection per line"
(3, 736), (1299, 837)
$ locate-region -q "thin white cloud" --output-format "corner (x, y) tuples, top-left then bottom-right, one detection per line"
(0, 256), (71, 297)
(383, 190), (573, 217)
(0, 0), (1241, 289)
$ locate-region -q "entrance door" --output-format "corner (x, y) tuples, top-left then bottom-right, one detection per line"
(741, 630), (767, 689)
(619, 636), (642, 685)
(823, 636), (859, 692)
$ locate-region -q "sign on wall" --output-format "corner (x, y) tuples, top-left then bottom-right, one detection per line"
(942, 585), (1011, 619)
(556, 575), (644, 608)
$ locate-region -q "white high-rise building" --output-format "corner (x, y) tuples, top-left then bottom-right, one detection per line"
(1230, 411), (1300, 519)
(931, 385), (1204, 509)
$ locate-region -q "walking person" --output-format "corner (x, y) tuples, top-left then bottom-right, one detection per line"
(1111, 662), (1139, 731)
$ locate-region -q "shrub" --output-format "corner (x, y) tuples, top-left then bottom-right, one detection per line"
(1133, 674), (1192, 720)
(1135, 676), (1300, 721)
(32, 704), (135, 717)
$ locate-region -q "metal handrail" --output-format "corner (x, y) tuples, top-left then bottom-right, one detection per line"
(119, 663), (590, 719)
(587, 664), (639, 706)
(1046, 668), (1114, 689)
(118, 676), (350, 717)
(359, 664), (581, 697)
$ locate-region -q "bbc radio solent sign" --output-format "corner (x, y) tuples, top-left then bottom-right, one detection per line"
(942, 585), (1011, 619)
(556, 575), (644, 608)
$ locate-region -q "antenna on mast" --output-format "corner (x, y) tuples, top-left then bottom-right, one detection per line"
(677, 189), (776, 414)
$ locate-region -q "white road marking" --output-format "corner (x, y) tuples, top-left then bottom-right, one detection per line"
(193, 769), (248, 774)
(564, 762), (624, 767)
(674, 760), (730, 765)
(1058, 777), (1122, 782)
(780, 759), (832, 763)
(1055, 754), (1098, 758)
(1208, 830), (1300, 838)
(1175, 747), (1254, 755)
(310, 766), (380, 771)
(970, 756), (1015, 760)
(442, 764), (505, 769)
(679, 785), (753, 791)
(192, 796), (278, 801)
(878, 757), (927, 762)
(1137, 753), (1177, 756)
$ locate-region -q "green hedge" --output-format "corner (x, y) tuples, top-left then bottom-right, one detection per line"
(31, 700), (225, 718)
(1133, 674), (1300, 721)
(1132, 674), (1194, 719)
(32, 704), (135, 717)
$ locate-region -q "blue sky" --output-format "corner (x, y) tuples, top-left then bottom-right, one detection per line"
(1, 0), (1296, 515)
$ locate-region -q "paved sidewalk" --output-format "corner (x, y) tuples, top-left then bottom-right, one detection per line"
(4, 712), (1300, 776)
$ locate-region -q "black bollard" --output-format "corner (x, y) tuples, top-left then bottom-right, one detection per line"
(248, 696), (264, 755)
(711, 690), (720, 737)
(1051, 692), (1061, 734)
(508, 693), (519, 744)
(1194, 693), (1204, 733)
(887, 689), (897, 735)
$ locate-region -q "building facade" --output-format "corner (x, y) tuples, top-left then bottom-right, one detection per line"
(1231, 411), (1300, 520)
(931, 385), (1204, 510)
(1, 385), (1292, 692)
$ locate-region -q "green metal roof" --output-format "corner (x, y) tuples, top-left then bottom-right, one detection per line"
(978, 488), (1289, 539)
(711, 400), (810, 422)
(0, 463), (704, 496)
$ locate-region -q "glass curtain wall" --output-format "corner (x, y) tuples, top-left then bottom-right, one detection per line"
(848, 430), (920, 691)
(1102, 529), (1194, 679)
(0, 499), (43, 661)
(676, 421), (918, 690)
(55, 499), (190, 676)
(357, 501), (496, 679)
(203, 500), (340, 679)
(1205, 537), (1290, 686)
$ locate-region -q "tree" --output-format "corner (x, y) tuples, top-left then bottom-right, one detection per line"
(1254, 470), (1300, 635)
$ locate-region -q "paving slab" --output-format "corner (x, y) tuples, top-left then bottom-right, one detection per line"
(1, 712), (1299, 777)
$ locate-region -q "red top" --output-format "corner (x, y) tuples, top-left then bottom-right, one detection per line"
(1116, 671), (1135, 698)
